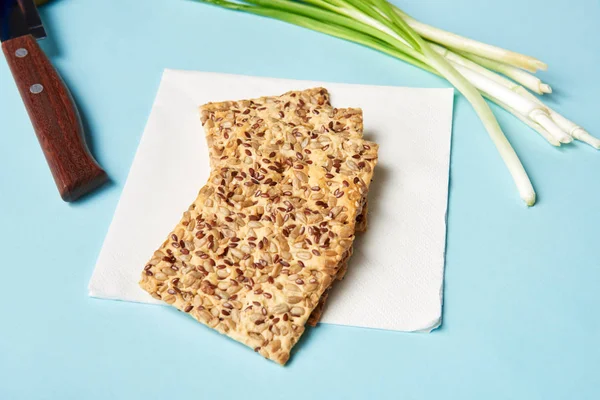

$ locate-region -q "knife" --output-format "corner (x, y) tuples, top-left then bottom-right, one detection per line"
(1, 0), (106, 201)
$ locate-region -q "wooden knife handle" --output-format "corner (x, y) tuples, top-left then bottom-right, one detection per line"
(2, 34), (107, 202)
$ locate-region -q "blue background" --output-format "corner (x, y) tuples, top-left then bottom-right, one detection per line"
(1, 0), (598, 398)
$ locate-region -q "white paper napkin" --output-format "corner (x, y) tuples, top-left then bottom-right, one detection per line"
(89, 69), (453, 332)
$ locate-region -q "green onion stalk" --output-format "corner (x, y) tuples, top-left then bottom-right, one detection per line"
(192, 0), (598, 206)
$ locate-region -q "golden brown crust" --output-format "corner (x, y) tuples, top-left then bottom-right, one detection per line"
(201, 89), (369, 325)
(202, 89), (369, 231)
(139, 88), (378, 364)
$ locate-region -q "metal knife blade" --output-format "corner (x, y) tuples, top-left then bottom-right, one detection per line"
(0, 0), (46, 42)
(1, 0), (107, 201)
(23, 0), (46, 39)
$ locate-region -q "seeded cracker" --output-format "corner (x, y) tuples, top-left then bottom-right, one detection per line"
(202, 88), (369, 233)
(201, 89), (368, 325)
(139, 89), (378, 364)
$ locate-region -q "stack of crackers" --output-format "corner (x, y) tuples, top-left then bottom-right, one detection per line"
(140, 88), (378, 365)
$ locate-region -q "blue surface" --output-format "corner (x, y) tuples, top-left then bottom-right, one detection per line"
(1, 0), (599, 398)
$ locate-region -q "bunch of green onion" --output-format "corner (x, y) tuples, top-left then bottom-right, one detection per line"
(194, 0), (599, 206)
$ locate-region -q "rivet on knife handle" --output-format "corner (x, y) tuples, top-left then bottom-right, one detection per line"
(2, 35), (107, 201)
